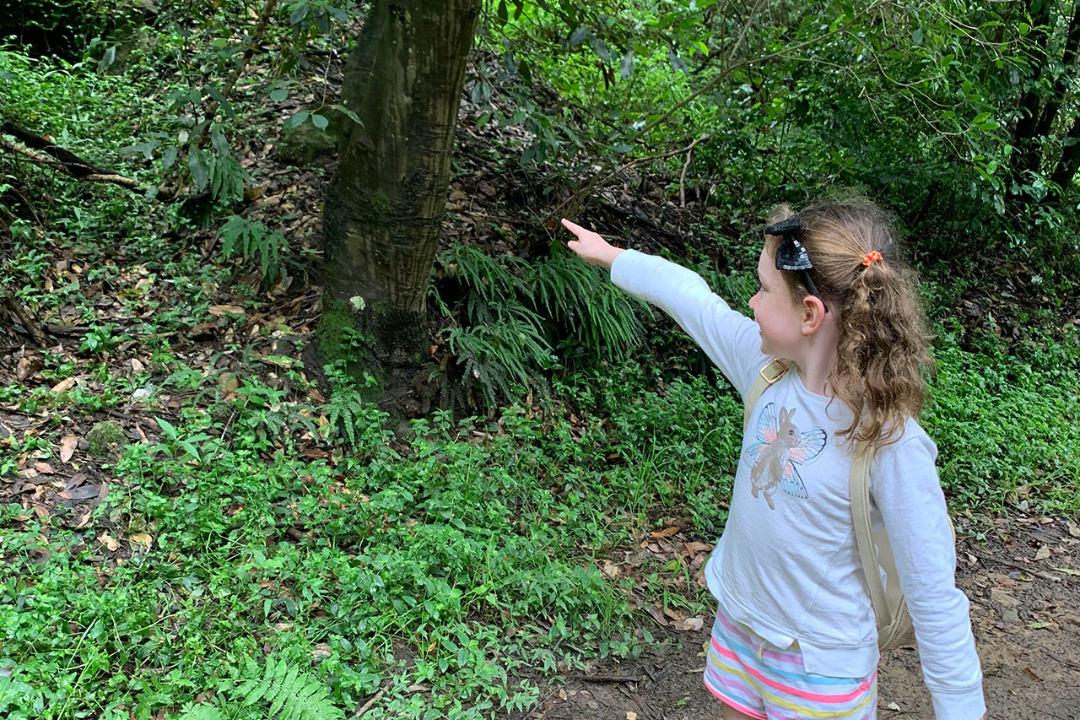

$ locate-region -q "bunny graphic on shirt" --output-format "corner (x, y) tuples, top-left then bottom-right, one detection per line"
(748, 404), (827, 509)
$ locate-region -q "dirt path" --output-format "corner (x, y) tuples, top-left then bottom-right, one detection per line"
(526, 517), (1080, 719)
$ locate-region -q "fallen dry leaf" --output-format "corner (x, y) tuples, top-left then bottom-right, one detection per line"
(208, 304), (245, 317)
(626, 712), (638, 720)
(663, 606), (688, 622)
(98, 532), (120, 552)
(675, 616), (705, 632)
(60, 434), (77, 463)
(50, 377), (76, 393)
(650, 526), (679, 539)
(1034, 545), (1052, 561)
(129, 532), (153, 549)
(683, 541), (713, 557)
(645, 604), (668, 626)
(16, 356), (43, 381)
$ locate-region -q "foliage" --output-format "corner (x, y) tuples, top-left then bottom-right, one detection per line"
(2, 2), (1079, 719)
(219, 215), (289, 286)
(435, 242), (644, 408)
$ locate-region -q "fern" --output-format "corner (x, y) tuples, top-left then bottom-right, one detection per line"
(440, 243), (526, 324)
(526, 251), (646, 359)
(224, 655), (344, 720)
(175, 705), (225, 720)
(326, 385), (362, 448)
(219, 214), (288, 285)
(320, 371), (388, 451)
(209, 153), (245, 205)
(448, 305), (555, 406)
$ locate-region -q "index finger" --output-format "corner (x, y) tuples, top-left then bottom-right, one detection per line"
(560, 218), (586, 236)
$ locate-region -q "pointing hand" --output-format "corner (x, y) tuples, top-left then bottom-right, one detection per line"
(560, 218), (624, 269)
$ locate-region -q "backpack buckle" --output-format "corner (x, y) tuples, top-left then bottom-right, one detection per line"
(759, 360), (790, 385)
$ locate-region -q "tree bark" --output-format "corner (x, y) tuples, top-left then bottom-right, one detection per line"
(1049, 111), (1080, 191)
(321, 0), (481, 377)
(1033, 3), (1080, 142)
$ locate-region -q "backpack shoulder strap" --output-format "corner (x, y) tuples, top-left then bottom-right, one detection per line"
(852, 439), (957, 647)
(849, 444), (900, 628)
(743, 359), (790, 431)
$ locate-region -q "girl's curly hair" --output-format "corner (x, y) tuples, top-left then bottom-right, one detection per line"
(766, 198), (932, 449)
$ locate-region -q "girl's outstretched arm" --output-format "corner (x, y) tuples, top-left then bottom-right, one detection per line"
(558, 217), (768, 400)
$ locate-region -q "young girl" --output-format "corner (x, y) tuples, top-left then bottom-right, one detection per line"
(561, 199), (985, 720)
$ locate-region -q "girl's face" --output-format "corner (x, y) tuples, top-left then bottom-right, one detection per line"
(748, 244), (805, 358)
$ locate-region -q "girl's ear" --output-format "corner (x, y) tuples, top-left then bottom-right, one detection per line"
(800, 296), (829, 335)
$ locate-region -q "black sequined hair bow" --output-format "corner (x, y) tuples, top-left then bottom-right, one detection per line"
(763, 214), (821, 298)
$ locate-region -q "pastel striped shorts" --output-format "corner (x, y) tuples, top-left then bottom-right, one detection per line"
(703, 605), (877, 719)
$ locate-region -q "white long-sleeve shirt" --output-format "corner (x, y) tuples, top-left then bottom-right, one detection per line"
(611, 249), (985, 720)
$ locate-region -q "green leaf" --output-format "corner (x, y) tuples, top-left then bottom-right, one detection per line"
(97, 45), (117, 73)
(284, 110), (310, 129)
(161, 145), (179, 170)
(188, 148), (210, 190)
(270, 88), (289, 102)
(330, 104), (362, 126)
(311, 113), (329, 130)
(156, 417), (178, 440)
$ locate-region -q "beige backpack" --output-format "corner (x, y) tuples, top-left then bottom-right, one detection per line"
(743, 359), (916, 650)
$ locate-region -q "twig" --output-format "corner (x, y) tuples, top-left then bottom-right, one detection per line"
(552, 0), (889, 218)
(1, 295), (48, 347)
(560, 134), (713, 221)
(967, 548), (1058, 582)
(679, 134), (710, 207)
(351, 686), (388, 717)
(568, 673), (642, 684)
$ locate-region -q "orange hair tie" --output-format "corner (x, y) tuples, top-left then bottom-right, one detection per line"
(862, 250), (883, 267)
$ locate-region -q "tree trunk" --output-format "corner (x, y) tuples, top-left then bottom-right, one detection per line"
(1033, 3), (1080, 142)
(1049, 111), (1080, 191)
(321, 0), (480, 380)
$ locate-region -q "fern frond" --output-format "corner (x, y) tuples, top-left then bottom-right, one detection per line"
(226, 655), (343, 720)
(440, 243), (525, 310)
(448, 304), (555, 406)
(209, 153), (245, 204)
(525, 253), (646, 359)
(175, 703), (226, 720)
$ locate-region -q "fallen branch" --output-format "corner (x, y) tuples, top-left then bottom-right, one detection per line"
(1, 135), (143, 194)
(2, 120), (104, 176)
(350, 685), (388, 718)
(1, 294), (48, 347)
